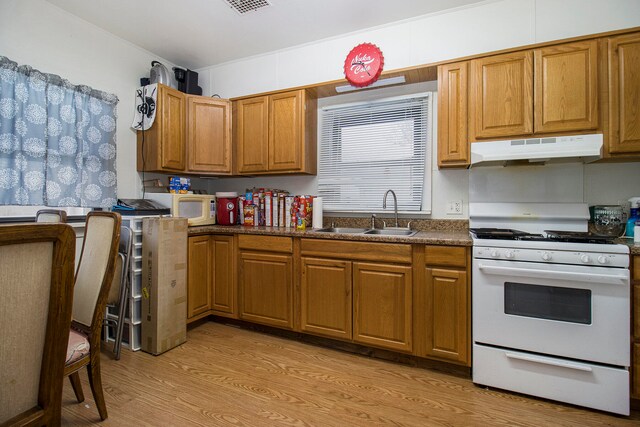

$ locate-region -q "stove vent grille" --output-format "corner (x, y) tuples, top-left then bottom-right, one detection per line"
(223, 0), (271, 14)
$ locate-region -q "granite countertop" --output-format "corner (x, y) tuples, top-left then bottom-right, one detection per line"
(188, 224), (473, 246)
(617, 238), (640, 256)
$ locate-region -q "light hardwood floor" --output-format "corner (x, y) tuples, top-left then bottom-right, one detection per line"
(62, 322), (639, 426)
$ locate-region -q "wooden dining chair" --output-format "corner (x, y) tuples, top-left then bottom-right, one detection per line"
(0, 223), (76, 427)
(64, 211), (121, 421)
(35, 209), (68, 223)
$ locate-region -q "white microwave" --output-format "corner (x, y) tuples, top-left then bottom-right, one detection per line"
(145, 193), (216, 226)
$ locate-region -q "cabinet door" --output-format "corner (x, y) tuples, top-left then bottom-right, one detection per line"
(471, 51), (533, 139)
(187, 97), (232, 174)
(211, 235), (236, 317)
(268, 90), (303, 171)
(187, 235), (211, 319)
(534, 40), (599, 133)
(301, 257), (352, 340)
(236, 96), (269, 173)
(438, 62), (469, 167)
(608, 33), (640, 154)
(239, 251), (293, 329)
(159, 84), (186, 170)
(424, 267), (469, 365)
(353, 262), (412, 352)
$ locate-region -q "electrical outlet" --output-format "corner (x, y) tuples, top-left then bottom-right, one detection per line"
(446, 200), (463, 215)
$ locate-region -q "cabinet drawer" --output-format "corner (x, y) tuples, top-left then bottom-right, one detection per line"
(425, 245), (467, 268)
(238, 235), (292, 253)
(300, 239), (411, 264)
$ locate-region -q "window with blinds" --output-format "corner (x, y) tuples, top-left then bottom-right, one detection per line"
(318, 93), (431, 213)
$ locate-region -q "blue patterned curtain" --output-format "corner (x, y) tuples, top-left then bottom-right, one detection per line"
(0, 56), (118, 208)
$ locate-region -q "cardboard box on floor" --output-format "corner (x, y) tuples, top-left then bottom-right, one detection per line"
(141, 217), (188, 355)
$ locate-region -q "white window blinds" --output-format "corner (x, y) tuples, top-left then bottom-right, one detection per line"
(318, 93), (430, 213)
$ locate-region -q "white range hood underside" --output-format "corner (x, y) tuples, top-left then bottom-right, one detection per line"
(470, 134), (603, 167)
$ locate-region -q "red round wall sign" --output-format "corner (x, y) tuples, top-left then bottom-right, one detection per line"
(343, 43), (384, 88)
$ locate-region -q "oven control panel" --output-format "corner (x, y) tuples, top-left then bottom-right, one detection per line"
(474, 246), (629, 268)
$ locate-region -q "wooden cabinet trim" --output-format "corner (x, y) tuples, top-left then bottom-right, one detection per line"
(238, 234), (293, 253)
(300, 239), (412, 264)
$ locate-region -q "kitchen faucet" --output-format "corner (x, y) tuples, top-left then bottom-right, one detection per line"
(383, 189), (399, 228)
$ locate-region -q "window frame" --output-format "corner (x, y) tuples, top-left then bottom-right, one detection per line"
(317, 92), (433, 215)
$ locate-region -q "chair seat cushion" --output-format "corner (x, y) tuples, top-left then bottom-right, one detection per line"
(66, 329), (90, 365)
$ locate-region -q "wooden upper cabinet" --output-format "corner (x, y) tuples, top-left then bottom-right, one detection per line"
(470, 51), (533, 139)
(236, 96), (269, 173)
(187, 97), (232, 174)
(269, 90), (303, 171)
(608, 33), (640, 155)
(437, 62), (469, 167)
(137, 84), (186, 172)
(534, 40), (599, 133)
(235, 89), (316, 175)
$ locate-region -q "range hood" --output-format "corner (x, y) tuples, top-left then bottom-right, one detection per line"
(470, 134), (603, 167)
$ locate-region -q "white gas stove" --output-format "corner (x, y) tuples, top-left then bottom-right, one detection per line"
(470, 202), (630, 415)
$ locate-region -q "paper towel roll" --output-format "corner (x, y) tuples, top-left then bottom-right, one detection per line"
(312, 197), (323, 229)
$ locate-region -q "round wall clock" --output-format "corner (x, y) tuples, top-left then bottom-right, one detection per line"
(344, 43), (384, 88)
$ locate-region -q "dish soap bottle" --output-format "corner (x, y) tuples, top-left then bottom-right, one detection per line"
(626, 197), (640, 238)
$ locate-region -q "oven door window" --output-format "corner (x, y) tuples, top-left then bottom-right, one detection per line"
(504, 282), (591, 324)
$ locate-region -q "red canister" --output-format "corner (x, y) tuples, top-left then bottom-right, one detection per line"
(215, 192), (238, 225)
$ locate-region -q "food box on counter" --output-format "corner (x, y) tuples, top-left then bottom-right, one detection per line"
(141, 217), (188, 355)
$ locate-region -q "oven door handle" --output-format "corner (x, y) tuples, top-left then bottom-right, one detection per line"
(505, 352), (593, 372)
(478, 264), (628, 285)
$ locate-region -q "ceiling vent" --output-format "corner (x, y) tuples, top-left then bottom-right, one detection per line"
(223, 0), (271, 15)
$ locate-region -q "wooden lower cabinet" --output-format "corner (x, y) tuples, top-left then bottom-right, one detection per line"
(416, 245), (471, 366)
(239, 248), (293, 329)
(187, 235), (236, 323)
(211, 235), (236, 317)
(300, 257), (352, 340)
(353, 262), (413, 352)
(187, 235), (212, 320)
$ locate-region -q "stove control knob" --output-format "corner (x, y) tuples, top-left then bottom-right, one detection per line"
(580, 254), (592, 263)
(490, 250), (500, 258)
(541, 252), (552, 261)
(597, 256), (609, 265)
(505, 251), (515, 259)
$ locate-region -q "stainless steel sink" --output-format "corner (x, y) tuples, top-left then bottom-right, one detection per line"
(364, 229), (419, 237)
(314, 227), (371, 234)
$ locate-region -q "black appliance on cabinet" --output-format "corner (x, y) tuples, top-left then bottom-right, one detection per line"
(173, 67), (202, 95)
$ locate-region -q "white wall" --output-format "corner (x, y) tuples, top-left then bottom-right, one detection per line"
(198, 0), (640, 218)
(0, 0), (176, 200)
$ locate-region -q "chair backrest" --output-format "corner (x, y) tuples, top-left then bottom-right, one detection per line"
(0, 223), (75, 425)
(35, 209), (68, 223)
(107, 226), (132, 305)
(72, 212), (121, 333)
